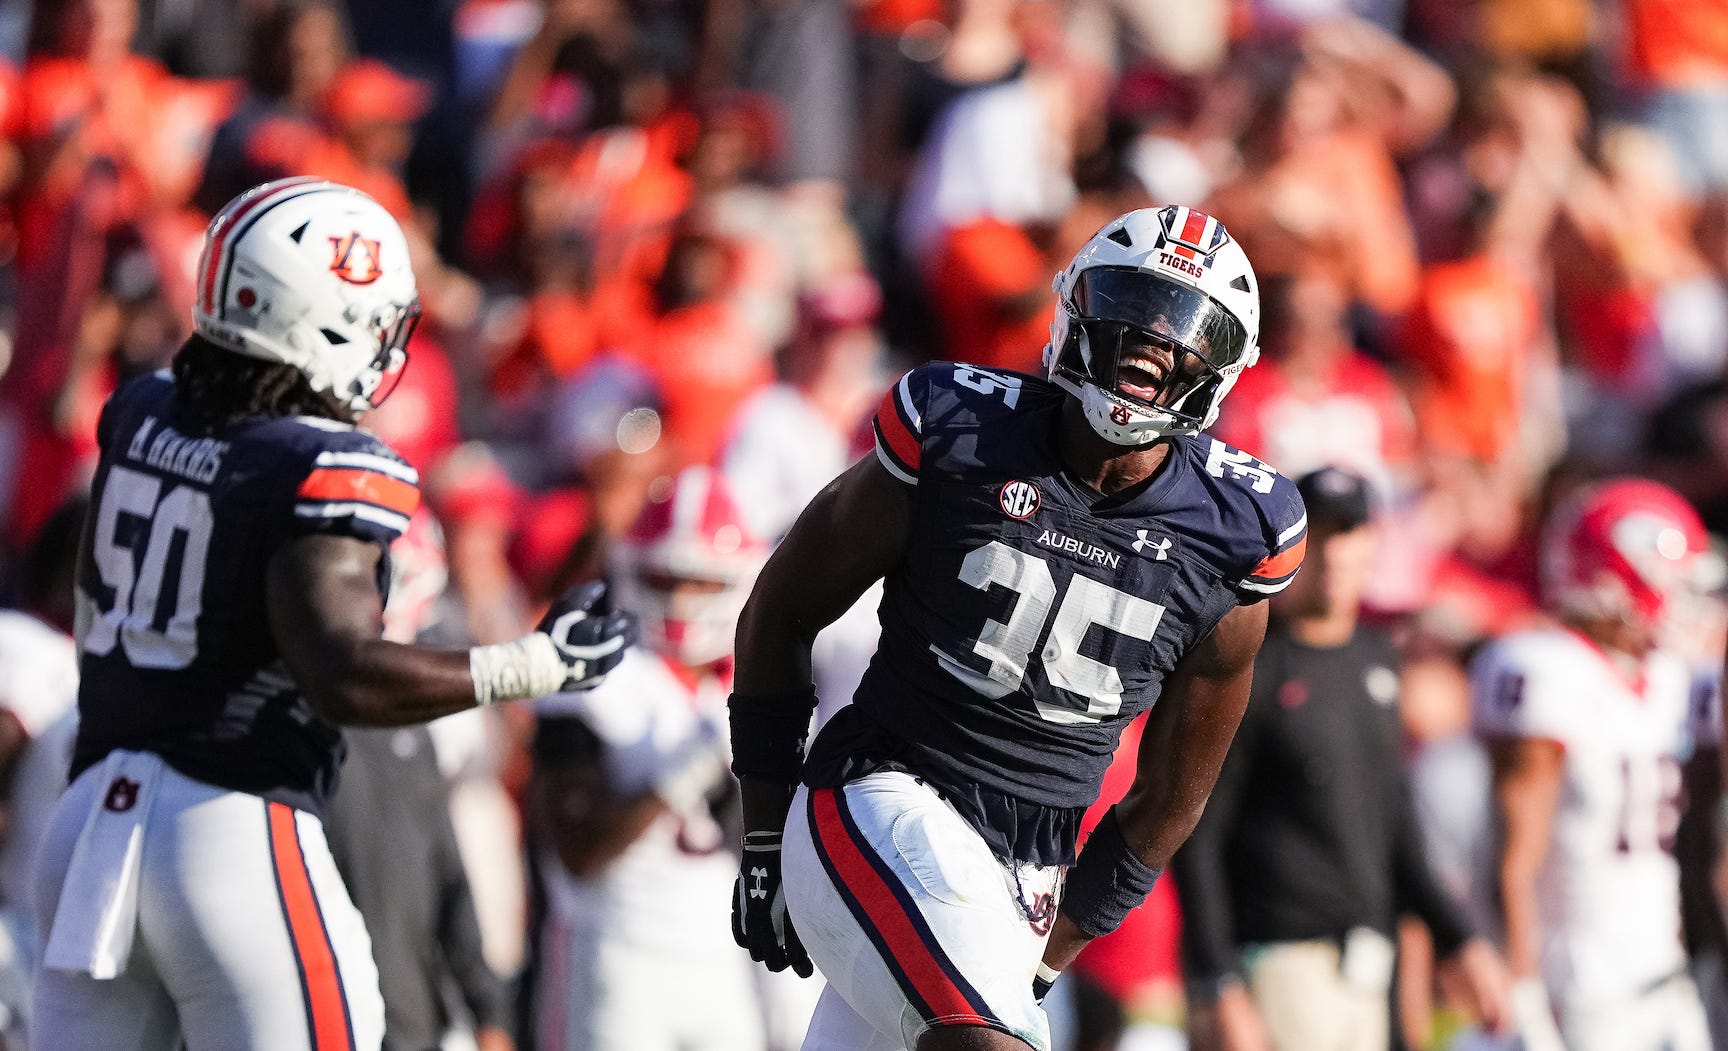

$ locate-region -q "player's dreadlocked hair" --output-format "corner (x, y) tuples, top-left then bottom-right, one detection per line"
(171, 334), (348, 433)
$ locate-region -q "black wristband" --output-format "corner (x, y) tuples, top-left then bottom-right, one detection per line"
(1059, 807), (1162, 939)
(728, 688), (819, 783)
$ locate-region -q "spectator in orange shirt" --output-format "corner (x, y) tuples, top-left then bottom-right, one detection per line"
(319, 57), (432, 221)
(632, 230), (774, 467)
(1620, 0), (1728, 198)
(11, 0), (175, 269)
(924, 217), (1053, 372)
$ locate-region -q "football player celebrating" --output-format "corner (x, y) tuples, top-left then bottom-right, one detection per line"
(32, 178), (635, 1051)
(729, 206), (1306, 1051)
(529, 466), (769, 1051)
(1473, 480), (1715, 1051)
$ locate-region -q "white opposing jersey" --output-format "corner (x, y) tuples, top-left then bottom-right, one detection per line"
(534, 650), (737, 953)
(1472, 627), (1701, 1002)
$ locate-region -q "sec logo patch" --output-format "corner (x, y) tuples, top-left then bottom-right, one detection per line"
(999, 480), (1040, 519)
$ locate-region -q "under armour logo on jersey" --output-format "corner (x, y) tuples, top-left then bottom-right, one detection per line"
(1133, 530), (1172, 560)
(328, 232), (385, 285)
(749, 866), (770, 899)
(104, 777), (140, 813)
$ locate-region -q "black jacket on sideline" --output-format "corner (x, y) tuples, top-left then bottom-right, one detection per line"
(1173, 623), (1473, 986)
(326, 726), (510, 1050)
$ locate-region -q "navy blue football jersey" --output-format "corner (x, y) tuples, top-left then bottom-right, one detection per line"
(71, 372), (419, 814)
(803, 363), (1307, 864)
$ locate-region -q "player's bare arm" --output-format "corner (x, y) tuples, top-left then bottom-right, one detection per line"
(1040, 599), (1268, 974)
(269, 534), (634, 725)
(732, 451), (911, 829)
(1487, 735), (1564, 979)
(729, 451), (910, 975)
(533, 742), (672, 879)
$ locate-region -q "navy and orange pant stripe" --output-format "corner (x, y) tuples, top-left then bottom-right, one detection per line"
(806, 786), (1010, 1033)
(266, 802), (356, 1051)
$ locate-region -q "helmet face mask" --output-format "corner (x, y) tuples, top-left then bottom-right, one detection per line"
(354, 299), (422, 410)
(193, 178), (422, 418)
(1044, 207), (1259, 446)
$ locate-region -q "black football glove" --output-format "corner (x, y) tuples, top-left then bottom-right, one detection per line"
(731, 830), (814, 977)
(1032, 965), (1059, 1005)
(535, 581), (636, 691)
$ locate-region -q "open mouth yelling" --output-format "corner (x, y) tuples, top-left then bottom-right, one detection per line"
(1116, 357), (1167, 403)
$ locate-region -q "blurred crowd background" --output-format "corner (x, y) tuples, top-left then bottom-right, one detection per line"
(0, 0), (1725, 1047)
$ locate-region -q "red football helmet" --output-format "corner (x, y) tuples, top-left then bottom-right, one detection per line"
(1540, 478), (1709, 639)
(610, 466), (766, 668)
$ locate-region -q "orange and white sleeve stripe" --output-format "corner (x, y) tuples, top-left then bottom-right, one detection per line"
(872, 371), (922, 485)
(1239, 513), (1308, 596)
(294, 451), (420, 537)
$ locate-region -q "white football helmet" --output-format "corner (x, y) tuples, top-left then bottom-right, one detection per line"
(1043, 206), (1260, 445)
(193, 177), (421, 417)
(610, 467), (766, 669)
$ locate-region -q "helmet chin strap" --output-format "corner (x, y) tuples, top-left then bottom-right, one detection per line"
(1054, 372), (1185, 447)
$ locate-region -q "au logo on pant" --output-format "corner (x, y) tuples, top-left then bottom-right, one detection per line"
(104, 777), (140, 813)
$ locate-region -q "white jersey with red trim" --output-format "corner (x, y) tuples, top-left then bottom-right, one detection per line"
(1471, 627), (1700, 1002)
(534, 650), (737, 952)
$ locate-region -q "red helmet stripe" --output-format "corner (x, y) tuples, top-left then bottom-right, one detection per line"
(200, 177), (325, 316)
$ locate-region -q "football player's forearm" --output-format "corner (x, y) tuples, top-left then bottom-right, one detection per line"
(300, 639), (484, 726)
(1499, 881), (1541, 978)
(733, 588), (818, 696)
(740, 776), (798, 835)
(1040, 913), (1092, 973)
(551, 790), (669, 878)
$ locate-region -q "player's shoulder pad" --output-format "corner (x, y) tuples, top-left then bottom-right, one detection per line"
(872, 361), (1058, 485)
(1188, 436), (1307, 600)
(98, 370), (176, 448)
(280, 420), (421, 541)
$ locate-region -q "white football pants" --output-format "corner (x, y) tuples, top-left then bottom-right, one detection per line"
(33, 754), (384, 1050)
(782, 771), (1058, 1051)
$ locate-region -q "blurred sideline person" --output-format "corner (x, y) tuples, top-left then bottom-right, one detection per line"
(528, 466), (767, 1051)
(1174, 467), (1509, 1051)
(1473, 478), (1715, 1051)
(729, 205), (1308, 1051)
(327, 722), (513, 1051)
(0, 496), (87, 1046)
(32, 178), (635, 1051)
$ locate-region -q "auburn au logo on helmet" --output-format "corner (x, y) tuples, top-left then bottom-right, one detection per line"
(328, 232), (385, 284)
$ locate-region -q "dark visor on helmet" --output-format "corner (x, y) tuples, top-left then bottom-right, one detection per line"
(1054, 321), (1224, 421)
(1068, 266), (1248, 368)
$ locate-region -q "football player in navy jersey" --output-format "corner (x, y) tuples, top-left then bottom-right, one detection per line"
(32, 178), (635, 1051)
(729, 206), (1307, 1051)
